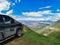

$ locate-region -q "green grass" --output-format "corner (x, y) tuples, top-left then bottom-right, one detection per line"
(22, 26), (60, 45)
(22, 30), (60, 45)
(48, 31), (60, 39)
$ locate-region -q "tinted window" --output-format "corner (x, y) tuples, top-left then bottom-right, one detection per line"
(4, 16), (11, 24)
(10, 18), (15, 23)
(0, 16), (4, 23)
(4, 16), (15, 24)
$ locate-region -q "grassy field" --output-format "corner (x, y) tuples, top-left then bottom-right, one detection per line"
(3, 26), (60, 45)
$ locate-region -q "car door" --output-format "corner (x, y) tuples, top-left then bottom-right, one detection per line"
(3, 16), (12, 38)
(0, 16), (5, 40)
(9, 18), (17, 35)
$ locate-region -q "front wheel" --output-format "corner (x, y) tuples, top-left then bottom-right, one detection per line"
(16, 29), (22, 37)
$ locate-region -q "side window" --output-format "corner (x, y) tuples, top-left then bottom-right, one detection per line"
(4, 16), (11, 24)
(4, 16), (15, 24)
(10, 18), (15, 24)
(0, 16), (4, 24)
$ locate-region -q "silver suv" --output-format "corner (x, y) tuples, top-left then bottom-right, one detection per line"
(0, 14), (23, 43)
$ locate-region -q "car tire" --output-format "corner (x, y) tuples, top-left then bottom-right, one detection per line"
(16, 29), (22, 37)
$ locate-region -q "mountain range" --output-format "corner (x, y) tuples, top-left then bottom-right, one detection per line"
(35, 20), (60, 38)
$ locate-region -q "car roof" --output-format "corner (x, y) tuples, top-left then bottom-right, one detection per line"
(0, 14), (13, 19)
(0, 14), (9, 17)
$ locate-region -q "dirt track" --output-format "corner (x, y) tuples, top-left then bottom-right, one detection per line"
(0, 35), (35, 45)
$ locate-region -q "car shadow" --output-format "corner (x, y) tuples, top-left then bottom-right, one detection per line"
(0, 36), (17, 45)
(0, 33), (23, 45)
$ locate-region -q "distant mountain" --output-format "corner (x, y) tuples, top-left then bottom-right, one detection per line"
(19, 20), (60, 38)
(19, 20), (55, 31)
(19, 20), (54, 25)
(35, 20), (60, 38)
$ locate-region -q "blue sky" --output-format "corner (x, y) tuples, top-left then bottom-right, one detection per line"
(0, 0), (60, 21)
(10, 0), (60, 14)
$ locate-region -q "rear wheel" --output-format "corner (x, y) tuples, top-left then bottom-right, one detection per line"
(16, 29), (22, 37)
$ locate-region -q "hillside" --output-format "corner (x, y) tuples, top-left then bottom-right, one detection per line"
(1, 25), (60, 45)
(35, 20), (60, 38)
(50, 20), (60, 28)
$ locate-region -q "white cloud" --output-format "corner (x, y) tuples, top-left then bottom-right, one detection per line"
(9, 12), (60, 22)
(0, 0), (17, 15)
(11, 16), (45, 21)
(6, 10), (13, 15)
(19, 18), (44, 21)
(0, 0), (11, 10)
(22, 10), (52, 17)
(14, 10), (60, 21)
(22, 12), (42, 16)
(39, 6), (52, 9)
(0, 0), (11, 14)
(54, 13), (60, 21)
(0, 0), (20, 14)
(43, 13), (60, 21)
